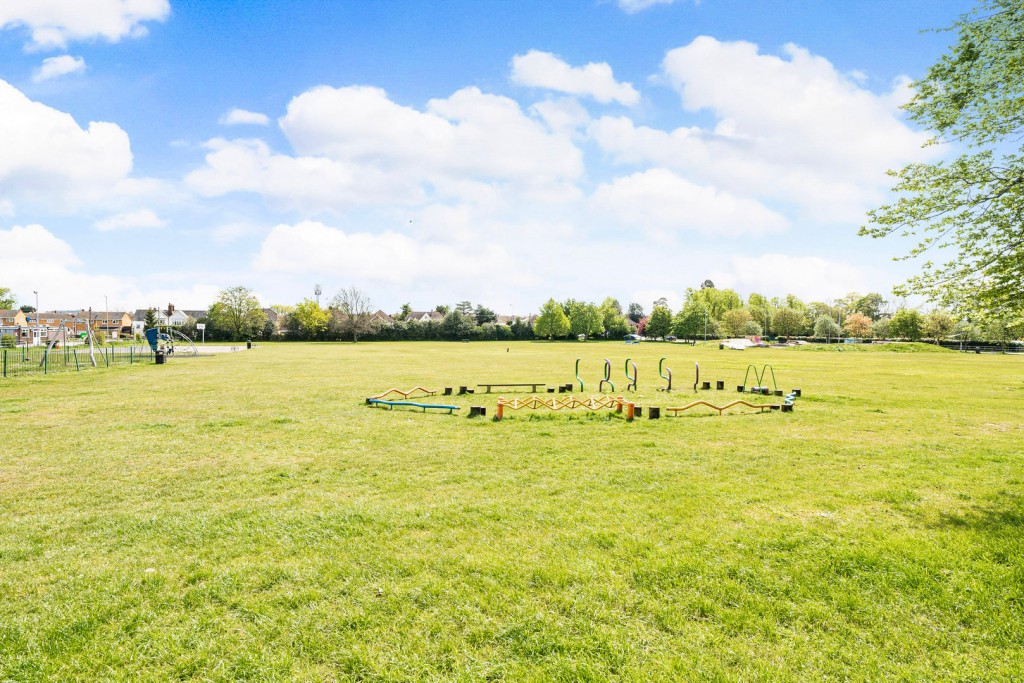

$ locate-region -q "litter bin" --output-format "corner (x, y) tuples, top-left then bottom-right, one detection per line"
(155, 350), (166, 365)
(247, 340), (252, 349)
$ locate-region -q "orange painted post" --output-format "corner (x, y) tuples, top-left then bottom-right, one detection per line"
(626, 402), (635, 421)
(616, 398), (622, 413)
(496, 402), (504, 421)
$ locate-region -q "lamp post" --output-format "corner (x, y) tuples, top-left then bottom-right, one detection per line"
(33, 290), (39, 346)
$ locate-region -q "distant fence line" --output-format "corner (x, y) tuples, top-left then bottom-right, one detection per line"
(0, 345), (156, 380)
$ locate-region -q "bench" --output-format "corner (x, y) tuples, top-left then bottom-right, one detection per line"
(366, 398), (460, 414)
(477, 382), (546, 393)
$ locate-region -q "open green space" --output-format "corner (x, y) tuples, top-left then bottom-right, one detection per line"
(1, 341), (1022, 681)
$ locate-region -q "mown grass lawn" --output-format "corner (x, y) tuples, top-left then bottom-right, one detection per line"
(1, 341), (1022, 681)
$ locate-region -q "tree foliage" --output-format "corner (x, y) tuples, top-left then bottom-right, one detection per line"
(889, 309), (923, 341)
(720, 308), (754, 337)
(290, 299), (330, 340)
(771, 308), (806, 337)
(922, 309), (957, 341)
(567, 301), (603, 338)
(646, 305), (673, 339)
(861, 1), (1024, 322)
(208, 286), (266, 341)
(843, 312), (874, 338)
(0, 287), (15, 309)
(533, 299), (570, 339)
(814, 315), (841, 341)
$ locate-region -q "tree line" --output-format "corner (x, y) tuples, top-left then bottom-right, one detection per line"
(178, 284), (1022, 344)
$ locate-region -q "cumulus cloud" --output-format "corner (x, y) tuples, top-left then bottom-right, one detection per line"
(219, 108), (270, 126)
(0, 0), (169, 50)
(0, 79), (138, 212)
(0, 223), (226, 310)
(32, 54), (85, 82)
(511, 50), (639, 105)
(591, 37), (934, 223)
(591, 168), (788, 237)
(253, 220), (513, 286)
(94, 208), (166, 231)
(188, 85), (584, 210)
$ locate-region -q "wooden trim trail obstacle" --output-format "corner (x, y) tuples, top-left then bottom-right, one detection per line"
(664, 399), (778, 416)
(370, 387), (438, 400)
(496, 394), (636, 421)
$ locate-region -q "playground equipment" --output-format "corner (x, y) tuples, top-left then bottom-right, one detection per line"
(598, 358), (615, 392)
(144, 328), (199, 357)
(664, 399), (780, 416)
(658, 357), (672, 392)
(624, 358), (637, 391)
(739, 364), (779, 395)
(693, 362), (700, 392)
(370, 387), (438, 400)
(575, 358), (584, 392)
(366, 398), (460, 414)
(495, 394), (635, 421)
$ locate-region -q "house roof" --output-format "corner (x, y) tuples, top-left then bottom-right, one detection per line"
(405, 311), (444, 322)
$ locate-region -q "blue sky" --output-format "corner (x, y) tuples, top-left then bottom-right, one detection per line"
(0, 0), (970, 315)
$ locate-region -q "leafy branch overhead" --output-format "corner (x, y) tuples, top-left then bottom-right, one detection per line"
(862, 0), (1024, 321)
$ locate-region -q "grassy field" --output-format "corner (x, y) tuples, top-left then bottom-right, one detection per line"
(1, 341), (1022, 681)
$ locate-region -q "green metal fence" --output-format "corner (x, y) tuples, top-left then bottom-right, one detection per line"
(0, 345), (156, 379)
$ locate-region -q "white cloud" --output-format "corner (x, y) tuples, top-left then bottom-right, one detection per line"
(189, 85), (584, 210)
(591, 37), (934, 223)
(530, 97), (591, 135)
(590, 168), (788, 237)
(32, 54), (85, 82)
(617, 0), (681, 13)
(219, 108), (270, 126)
(94, 208), (166, 231)
(510, 50), (639, 105)
(253, 220), (513, 286)
(0, 79), (138, 212)
(0, 223), (226, 310)
(718, 254), (869, 301)
(0, 0), (169, 50)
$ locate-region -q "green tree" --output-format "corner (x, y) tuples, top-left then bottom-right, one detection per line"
(746, 293), (774, 336)
(671, 305), (704, 341)
(291, 299), (330, 339)
(599, 298), (630, 337)
(862, 1), (1024, 320)
(889, 309), (923, 341)
(873, 317), (892, 339)
(922, 309), (957, 342)
(853, 293), (888, 320)
(455, 300), (474, 316)
(442, 310), (475, 339)
(568, 302), (603, 339)
(771, 308), (806, 338)
(144, 308), (158, 329)
(740, 320), (763, 337)
(720, 308), (754, 337)
(534, 299), (570, 339)
(0, 287), (15, 309)
(208, 286), (267, 341)
(397, 303), (412, 320)
(814, 315), (841, 342)
(646, 305), (673, 339)
(627, 302), (644, 323)
(684, 287), (743, 321)
(474, 305), (497, 325)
